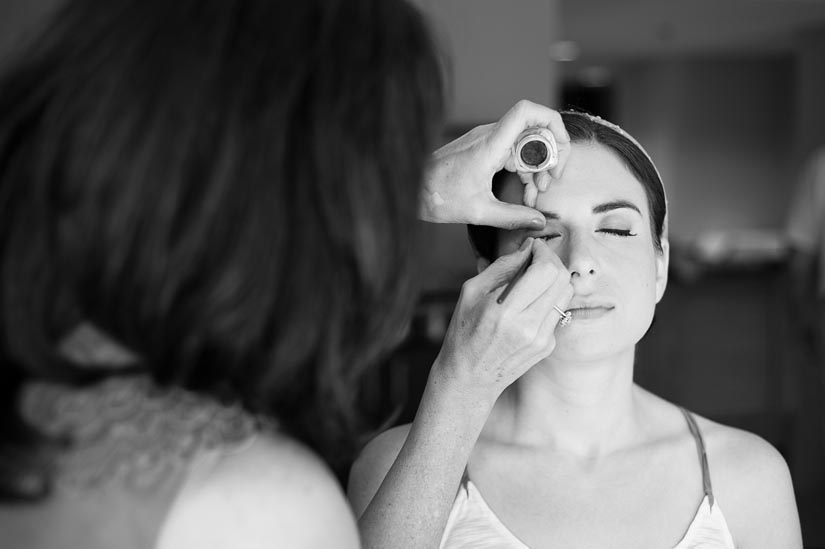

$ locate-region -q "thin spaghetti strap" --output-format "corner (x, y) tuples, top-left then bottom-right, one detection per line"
(679, 406), (715, 509)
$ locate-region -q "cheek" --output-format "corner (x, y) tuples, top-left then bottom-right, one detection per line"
(612, 248), (659, 297)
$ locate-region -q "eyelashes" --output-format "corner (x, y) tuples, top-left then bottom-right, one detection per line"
(599, 229), (636, 237)
(538, 228), (637, 241)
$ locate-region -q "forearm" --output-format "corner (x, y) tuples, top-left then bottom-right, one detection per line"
(358, 359), (494, 549)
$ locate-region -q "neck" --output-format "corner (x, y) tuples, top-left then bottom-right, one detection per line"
(491, 347), (641, 457)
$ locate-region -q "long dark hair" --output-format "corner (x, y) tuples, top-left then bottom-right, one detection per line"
(0, 0), (444, 497)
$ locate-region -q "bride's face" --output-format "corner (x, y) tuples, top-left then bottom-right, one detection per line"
(496, 142), (669, 361)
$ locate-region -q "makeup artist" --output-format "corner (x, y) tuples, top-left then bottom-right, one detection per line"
(0, 0), (572, 546)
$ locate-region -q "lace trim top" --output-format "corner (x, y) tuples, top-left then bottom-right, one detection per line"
(439, 408), (736, 549)
(20, 375), (259, 495)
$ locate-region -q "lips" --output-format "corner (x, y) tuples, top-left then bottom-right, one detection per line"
(566, 304), (614, 321)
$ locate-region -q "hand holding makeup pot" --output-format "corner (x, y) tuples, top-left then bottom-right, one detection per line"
(419, 100), (571, 230)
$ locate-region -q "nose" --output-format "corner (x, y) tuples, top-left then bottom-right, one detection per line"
(560, 230), (599, 279)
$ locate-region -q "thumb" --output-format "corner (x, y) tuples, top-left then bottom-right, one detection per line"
(481, 199), (546, 231)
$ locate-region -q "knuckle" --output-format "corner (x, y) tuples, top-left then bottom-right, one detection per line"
(514, 99), (532, 118)
(516, 323), (535, 344)
(494, 305), (515, 328)
(460, 278), (480, 300)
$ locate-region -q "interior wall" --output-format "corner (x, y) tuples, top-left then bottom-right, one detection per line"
(418, 0), (561, 126)
(794, 24), (825, 161)
(615, 56), (794, 243)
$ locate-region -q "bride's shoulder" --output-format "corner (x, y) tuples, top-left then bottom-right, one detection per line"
(689, 412), (787, 476)
(688, 413), (802, 548)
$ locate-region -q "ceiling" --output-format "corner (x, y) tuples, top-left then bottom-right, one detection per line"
(560, 0), (825, 62)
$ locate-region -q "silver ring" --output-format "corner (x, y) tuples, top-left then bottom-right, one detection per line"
(553, 305), (572, 327)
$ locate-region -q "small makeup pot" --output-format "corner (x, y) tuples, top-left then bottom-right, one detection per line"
(514, 128), (558, 172)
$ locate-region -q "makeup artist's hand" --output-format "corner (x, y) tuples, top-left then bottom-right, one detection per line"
(419, 100), (572, 230)
(432, 238), (573, 402)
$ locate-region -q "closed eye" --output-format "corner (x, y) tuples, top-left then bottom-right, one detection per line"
(599, 229), (636, 237)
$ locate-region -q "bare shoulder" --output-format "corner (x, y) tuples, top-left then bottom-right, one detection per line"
(692, 414), (802, 548)
(347, 423), (412, 518)
(157, 431), (359, 549)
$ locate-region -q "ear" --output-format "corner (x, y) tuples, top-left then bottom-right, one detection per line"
(476, 257), (491, 274)
(654, 238), (669, 303)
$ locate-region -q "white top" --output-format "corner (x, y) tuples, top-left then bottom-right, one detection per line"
(440, 409), (736, 549)
(440, 481), (734, 549)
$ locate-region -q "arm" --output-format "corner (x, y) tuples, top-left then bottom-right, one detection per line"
(349, 364), (495, 548)
(157, 435), (360, 549)
(419, 100), (571, 230)
(349, 238), (574, 548)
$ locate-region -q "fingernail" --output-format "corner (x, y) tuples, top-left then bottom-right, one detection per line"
(519, 237), (533, 251)
(529, 217), (545, 229)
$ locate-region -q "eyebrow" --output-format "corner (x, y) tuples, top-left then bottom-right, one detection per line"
(539, 200), (642, 219)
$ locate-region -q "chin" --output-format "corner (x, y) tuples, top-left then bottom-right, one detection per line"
(551, 328), (643, 363)
(551, 343), (620, 363)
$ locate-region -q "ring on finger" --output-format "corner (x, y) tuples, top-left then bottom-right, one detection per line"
(553, 305), (572, 327)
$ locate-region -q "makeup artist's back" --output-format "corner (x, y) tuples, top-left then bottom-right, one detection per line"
(0, 370), (356, 549)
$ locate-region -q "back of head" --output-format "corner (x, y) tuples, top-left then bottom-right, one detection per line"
(0, 0), (444, 496)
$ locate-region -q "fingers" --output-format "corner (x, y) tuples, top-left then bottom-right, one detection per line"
(549, 136), (572, 180)
(495, 100), (571, 176)
(523, 180), (538, 208)
(493, 101), (572, 209)
(535, 171), (552, 193)
(528, 275), (574, 334)
(468, 237), (534, 295)
(516, 172), (538, 207)
(497, 239), (569, 312)
(480, 200), (546, 231)
(495, 100), (568, 149)
(509, 281), (572, 366)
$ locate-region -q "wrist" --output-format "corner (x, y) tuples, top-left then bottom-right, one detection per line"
(427, 352), (500, 416)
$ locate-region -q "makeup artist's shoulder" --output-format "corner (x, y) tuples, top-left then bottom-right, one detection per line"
(157, 431), (359, 549)
(348, 423), (413, 517)
(691, 414), (802, 546)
